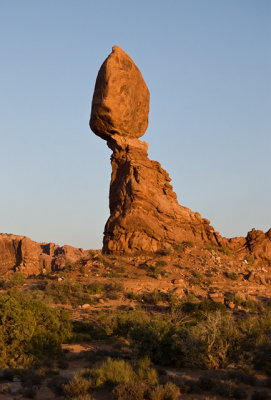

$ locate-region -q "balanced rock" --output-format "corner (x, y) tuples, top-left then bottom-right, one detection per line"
(90, 46), (225, 254)
(90, 46), (149, 141)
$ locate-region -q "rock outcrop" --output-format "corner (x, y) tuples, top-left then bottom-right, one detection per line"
(89, 46), (226, 254)
(0, 234), (87, 276)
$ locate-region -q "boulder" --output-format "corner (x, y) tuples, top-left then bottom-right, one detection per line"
(90, 46), (149, 141)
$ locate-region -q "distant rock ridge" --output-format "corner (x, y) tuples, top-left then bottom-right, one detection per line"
(89, 46), (271, 256)
(0, 233), (87, 276)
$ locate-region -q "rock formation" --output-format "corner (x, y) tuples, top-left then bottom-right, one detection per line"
(90, 46), (225, 253)
(0, 233), (87, 276)
(90, 46), (271, 257)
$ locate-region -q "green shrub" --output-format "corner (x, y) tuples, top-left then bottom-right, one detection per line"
(104, 282), (124, 300)
(0, 272), (25, 289)
(63, 374), (90, 398)
(150, 382), (180, 400)
(155, 261), (168, 268)
(85, 282), (106, 294)
(230, 296), (257, 312)
(113, 381), (147, 400)
(136, 356), (158, 386)
(190, 271), (204, 285)
(218, 246), (231, 256)
(0, 292), (71, 367)
(89, 358), (135, 388)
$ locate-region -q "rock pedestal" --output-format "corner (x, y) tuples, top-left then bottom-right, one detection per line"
(102, 134), (222, 253)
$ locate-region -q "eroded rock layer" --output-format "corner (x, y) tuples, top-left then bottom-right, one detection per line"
(0, 234), (86, 276)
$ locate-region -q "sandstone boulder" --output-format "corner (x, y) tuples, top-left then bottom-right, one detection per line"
(90, 46), (149, 141)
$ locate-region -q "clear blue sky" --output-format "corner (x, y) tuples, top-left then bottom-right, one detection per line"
(0, 0), (270, 249)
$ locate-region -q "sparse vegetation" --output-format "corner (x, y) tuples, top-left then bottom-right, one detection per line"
(0, 247), (270, 400)
(224, 270), (238, 280)
(0, 272), (25, 289)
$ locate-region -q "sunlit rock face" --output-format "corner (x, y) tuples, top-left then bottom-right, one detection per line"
(90, 46), (149, 141)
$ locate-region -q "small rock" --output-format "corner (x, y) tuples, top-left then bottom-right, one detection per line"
(172, 278), (184, 285)
(82, 304), (91, 309)
(228, 301), (235, 309)
(157, 274), (162, 280)
(58, 277), (63, 282)
(99, 298), (105, 304)
(208, 292), (224, 303)
(173, 287), (185, 298)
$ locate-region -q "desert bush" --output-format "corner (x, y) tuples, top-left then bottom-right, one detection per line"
(230, 296), (258, 312)
(136, 356), (158, 386)
(85, 282), (106, 294)
(149, 381), (180, 400)
(89, 357), (135, 388)
(0, 292), (71, 367)
(224, 271), (238, 280)
(156, 260), (168, 268)
(141, 290), (167, 305)
(218, 246), (231, 256)
(178, 298), (226, 315)
(173, 241), (194, 252)
(96, 309), (149, 338)
(63, 374), (90, 398)
(113, 381), (147, 400)
(104, 282), (124, 300)
(43, 280), (94, 306)
(138, 262), (167, 278)
(190, 271), (204, 285)
(0, 272), (25, 289)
